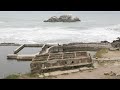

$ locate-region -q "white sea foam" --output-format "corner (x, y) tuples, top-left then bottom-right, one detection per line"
(0, 24), (120, 44)
(105, 24), (120, 30)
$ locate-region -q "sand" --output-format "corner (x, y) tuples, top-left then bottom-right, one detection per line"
(47, 65), (120, 79)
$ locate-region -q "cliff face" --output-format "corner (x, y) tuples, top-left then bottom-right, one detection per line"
(44, 15), (81, 22)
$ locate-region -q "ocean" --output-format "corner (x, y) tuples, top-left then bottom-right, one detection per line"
(0, 11), (120, 44)
(0, 11), (120, 78)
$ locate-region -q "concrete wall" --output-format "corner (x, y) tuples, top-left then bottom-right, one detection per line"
(31, 51), (92, 73)
(63, 46), (98, 51)
(47, 43), (112, 53)
(33, 54), (49, 61)
(63, 43), (112, 48)
(48, 46), (63, 53)
(39, 44), (52, 54)
(33, 51), (89, 61)
(24, 44), (43, 47)
(48, 53), (63, 60)
(63, 52), (75, 59)
(31, 57), (92, 73)
(14, 44), (25, 54)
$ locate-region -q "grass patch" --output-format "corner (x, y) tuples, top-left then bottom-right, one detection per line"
(95, 48), (109, 58)
(5, 74), (20, 79)
(25, 73), (38, 78)
(4, 73), (39, 79)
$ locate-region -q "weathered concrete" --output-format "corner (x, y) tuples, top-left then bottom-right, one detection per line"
(7, 54), (17, 59)
(14, 44), (44, 54)
(30, 51), (92, 74)
(33, 42), (114, 74)
(0, 43), (20, 46)
(17, 55), (36, 61)
(7, 54), (36, 61)
(14, 44), (25, 54)
(66, 43), (112, 47)
(24, 44), (43, 47)
(18, 43), (112, 62)
(39, 44), (52, 54)
(45, 43), (112, 53)
(7, 44), (44, 60)
(47, 46), (63, 53)
(31, 43), (111, 73)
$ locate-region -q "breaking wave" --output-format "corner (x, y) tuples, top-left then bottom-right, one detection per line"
(0, 24), (120, 44)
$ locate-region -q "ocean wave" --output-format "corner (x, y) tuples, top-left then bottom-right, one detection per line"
(0, 25), (120, 44)
(105, 24), (120, 31)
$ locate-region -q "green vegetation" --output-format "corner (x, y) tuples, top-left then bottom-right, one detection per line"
(95, 48), (109, 58)
(24, 73), (38, 77)
(4, 73), (39, 79)
(5, 74), (19, 79)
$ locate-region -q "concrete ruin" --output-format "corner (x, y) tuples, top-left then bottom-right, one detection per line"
(7, 42), (112, 60)
(6, 42), (115, 73)
(30, 42), (113, 73)
(30, 51), (92, 73)
(0, 43), (20, 46)
(7, 44), (45, 61)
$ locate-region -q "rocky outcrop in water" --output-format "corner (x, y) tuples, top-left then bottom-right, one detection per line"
(44, 15), (81, 22)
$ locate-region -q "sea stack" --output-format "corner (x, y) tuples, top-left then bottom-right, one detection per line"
(44, 15), (81, 22)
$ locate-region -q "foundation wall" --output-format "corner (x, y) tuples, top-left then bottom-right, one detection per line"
(30, 57), (92, 73)
(31, 51), (92, 73)
(47, 43), (112, 53)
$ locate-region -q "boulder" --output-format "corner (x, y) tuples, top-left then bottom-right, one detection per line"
(44, 15), (81, 22)
(111, 37), (120, 48)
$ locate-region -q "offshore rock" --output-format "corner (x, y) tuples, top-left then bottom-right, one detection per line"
(44, 15), (81, 22)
